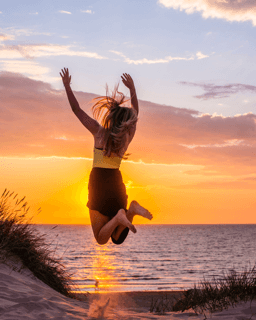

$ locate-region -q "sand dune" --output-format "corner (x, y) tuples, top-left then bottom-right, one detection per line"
(0, 261), (88, 319)
(1, 258), (256, 319)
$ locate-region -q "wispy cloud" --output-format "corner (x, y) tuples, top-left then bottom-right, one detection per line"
(196, 51), (209, 59)
(240, 176), (256, 182)
(158, 0), (256, 26)
(0, 44), (107, 60)
(81, 10), (94, 14)
(59, 10), (72, 15)
(0, 42), (106, 81)
(0, 60), (50, 75)
(0, 34), (15, 42)
(179, 81), (256, 100)
(109, 50), (126, 59)
(29, 12), (38, 15)
(53, 136), (70, 141)
(110, 50), (208, 65)
(175, 179), (256, 190)
(181, 139), (245, 149)
(0, 27), (52, 37)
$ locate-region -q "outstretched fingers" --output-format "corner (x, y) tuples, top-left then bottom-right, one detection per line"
(60, 68), (71, 86)
(121, 73), (134, 89)
(122, 73), (131, 81)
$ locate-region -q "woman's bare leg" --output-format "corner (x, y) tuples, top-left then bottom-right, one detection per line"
(112, 200), (153, 241)
(89, 209), (136, 245)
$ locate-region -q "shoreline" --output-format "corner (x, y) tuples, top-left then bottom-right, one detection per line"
(1, 261), (256, 319)
(75, 290), (185, 306)
(75, 289), (185, 295)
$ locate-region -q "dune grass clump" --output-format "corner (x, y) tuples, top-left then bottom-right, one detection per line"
(171, 264), (256, 318)
(0, 189), (80, 300)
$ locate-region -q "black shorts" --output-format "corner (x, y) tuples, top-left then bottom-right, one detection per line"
(87, 167), (129, 244)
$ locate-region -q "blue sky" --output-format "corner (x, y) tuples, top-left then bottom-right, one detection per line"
(1, 1), (256, 223)
(0, 0), (256, 117)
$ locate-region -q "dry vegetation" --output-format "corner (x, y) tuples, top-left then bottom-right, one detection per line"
(0, 189), (81, 300)
(172, 265), (256, 317)
(150, 263), (256, 319)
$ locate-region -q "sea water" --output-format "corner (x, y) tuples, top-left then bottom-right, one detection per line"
(34, 224), (256, 293)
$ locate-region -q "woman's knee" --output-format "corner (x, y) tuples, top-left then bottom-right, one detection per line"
(96, 236), (108, 245)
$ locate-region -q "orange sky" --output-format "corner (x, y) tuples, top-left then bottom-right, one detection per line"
(1, 73), (256, 224)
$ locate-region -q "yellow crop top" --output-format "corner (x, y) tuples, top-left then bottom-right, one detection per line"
(93, 147), (122, 169)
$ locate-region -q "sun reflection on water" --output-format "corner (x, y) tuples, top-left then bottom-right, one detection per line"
(89, 242), (119, 292)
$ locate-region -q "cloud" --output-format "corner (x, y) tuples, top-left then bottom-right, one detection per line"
(196, 51), (209, 59)
(158, 0), (256, 26)
(109, 50), (126, 58)
(181, 139), (246, 149)
(110, 50), (208, 65)
(81, 10), (94, 14)
(0, 41), (106, 82)
(0, 72), (99, 156)
(0, 60), (50, 75)
(241, 176), (256, 181)
(0, 27), (52, 37)
(59, 10), (72, 15)
(0, 34), (15, 42)
(137, 101), (256, 147)
(175, 179), (256, 190)
(179, 81), (256, 99)
(0, 44), (107, 60)
(0, 72), (256, 176)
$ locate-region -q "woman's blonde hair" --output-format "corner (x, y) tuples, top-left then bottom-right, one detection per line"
(92, 85), (138, 159)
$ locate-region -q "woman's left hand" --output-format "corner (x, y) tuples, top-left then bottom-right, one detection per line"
(121, 73), (135, 90)
(60, 68), (71, 87)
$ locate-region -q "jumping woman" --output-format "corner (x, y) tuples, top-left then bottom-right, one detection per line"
(60, 68), (152, 245)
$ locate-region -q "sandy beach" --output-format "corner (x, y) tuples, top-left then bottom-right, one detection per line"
(1, 257), (256, 320)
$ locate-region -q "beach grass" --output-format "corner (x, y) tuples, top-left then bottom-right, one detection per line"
(0, 189), (81, 300)
(170, 264), (256, 317)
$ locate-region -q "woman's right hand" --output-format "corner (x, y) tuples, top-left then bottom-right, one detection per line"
(60, 68), (71, 87)
(121, 73), (135, 90)
(121, 73), (139, 115)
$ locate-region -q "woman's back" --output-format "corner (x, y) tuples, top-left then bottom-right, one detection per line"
(93, 125), (136, 158)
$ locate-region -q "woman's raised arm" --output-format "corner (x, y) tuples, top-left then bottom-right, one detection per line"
(121, 73), (139, 115)
(60, 68), (99, 135)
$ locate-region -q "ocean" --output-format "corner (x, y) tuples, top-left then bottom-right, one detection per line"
(34, 224), (256, 293)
